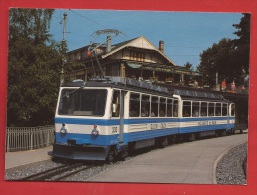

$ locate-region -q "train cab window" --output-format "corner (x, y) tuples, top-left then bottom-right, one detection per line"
(200, 102), (207, 116)
(215, 103), (221, 116)
(208, 102), (215, 116)
(231, 104), (235, 116)
(129, 93), (140, 117)
(192, 102), (200, 117)
(58, 89), (107, 116)
(183, 101), (191, 117)
(222, 103), (228, 116)
(151, 96), (159, 117)
(141, 95), (150, 117)
(159, 98), (166, 117)
(173, 100), (178, 117)
(112, 90), (120, 117)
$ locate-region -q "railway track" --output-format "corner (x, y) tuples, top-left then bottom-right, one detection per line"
(20, 163), (94, 181)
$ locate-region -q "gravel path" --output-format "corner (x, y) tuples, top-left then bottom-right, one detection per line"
(215, 142), (247, 185)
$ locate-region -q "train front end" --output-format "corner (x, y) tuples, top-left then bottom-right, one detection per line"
(53, 80), (117, 161)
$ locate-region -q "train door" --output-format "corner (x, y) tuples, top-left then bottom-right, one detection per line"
(112, 90), (126, 143)
(222, 103), (229, 132)
(119, 90), (127, 143)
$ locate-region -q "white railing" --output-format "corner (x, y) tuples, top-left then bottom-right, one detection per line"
(6, 125), (55, 152)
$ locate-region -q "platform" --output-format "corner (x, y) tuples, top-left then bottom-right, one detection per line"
(90, 132), (248, 184)
(5, 145), (53, 170)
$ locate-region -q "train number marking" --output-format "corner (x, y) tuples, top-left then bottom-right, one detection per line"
(112, 126), (118, 133)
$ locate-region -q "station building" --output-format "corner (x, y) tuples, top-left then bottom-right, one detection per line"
(65, 36), (200, 85)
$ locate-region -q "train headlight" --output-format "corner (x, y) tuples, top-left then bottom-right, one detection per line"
(91, 124), (99, 136)
(60, 124), (68, 134)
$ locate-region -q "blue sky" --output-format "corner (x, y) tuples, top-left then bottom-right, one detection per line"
(50, 9), (242, 69)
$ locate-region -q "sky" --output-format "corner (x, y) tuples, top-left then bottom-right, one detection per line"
(49, 9), (243, 69)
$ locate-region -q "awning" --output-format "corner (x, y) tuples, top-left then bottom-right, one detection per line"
(126, 62), (201, 76)
(126, 62), (142, 69)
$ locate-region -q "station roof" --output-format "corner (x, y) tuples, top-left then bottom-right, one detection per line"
(126, 61), (201, 76)
(101, 36), (177, 66)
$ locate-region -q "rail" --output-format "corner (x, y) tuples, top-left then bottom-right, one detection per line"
(6, 125), (55, 152)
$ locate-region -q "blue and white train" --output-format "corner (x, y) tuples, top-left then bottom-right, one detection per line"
(53, 77), (235, 161)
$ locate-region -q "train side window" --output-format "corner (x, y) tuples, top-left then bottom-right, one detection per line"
(141, 94), (150, 117)
(151, 96), (159, 117)
(183, 101), (191, 117)
(208, 102), (215, 116)
(231, 103), (235, 116)
(112, 90), (120, 117)
(167, 99), (173, 117)
(129, 93), (140, 117)
(173, 100), (178, 117)
(159, 97), (166, 117)
(215, 103), (221, 116)
(201, 102), (207, 116)
(192, 102), (200, 117)
(222, 103), (228, 116)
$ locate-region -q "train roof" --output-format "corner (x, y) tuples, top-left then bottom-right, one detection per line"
(62, 77), (225, 100)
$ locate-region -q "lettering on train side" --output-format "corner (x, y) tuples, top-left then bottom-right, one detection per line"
(198, 121), (216, 126)
(160, 123), (166, 128)
(151, 124), (158, 129)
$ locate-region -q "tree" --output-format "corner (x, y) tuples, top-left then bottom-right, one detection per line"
(197, 38), (243, 88)
(197, 14), (250, 88)
(183, 62), (195, 85)
(233, 13), (250, 75)
(8, 8), (62, 127)
(184, 62), (194, 71)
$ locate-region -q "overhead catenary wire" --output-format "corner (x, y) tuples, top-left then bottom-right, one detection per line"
(56, 9), (203, 68)
(68, 9), (107, 29)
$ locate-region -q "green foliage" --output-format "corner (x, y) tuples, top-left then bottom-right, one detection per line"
(8, 9), (62, 127)
(233, 13), (250, 75)
(197, 14), (250, 88)
(198, 38), (243, 87)
(184, 62), (194, 71)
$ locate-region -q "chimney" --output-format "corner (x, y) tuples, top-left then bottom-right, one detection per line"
(159, 40), (164, 53)
(106, 35), (111, 53)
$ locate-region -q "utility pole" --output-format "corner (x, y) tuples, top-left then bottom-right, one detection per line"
(60, 12), (67, 86)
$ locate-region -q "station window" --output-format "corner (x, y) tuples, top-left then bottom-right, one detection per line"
(215, 103), (221, 116)
(200, 102), (207, 116)
(129, 93), (140, 117)
(222, 103), (228, 116)
(151, 96), (159, 117)
(183, 101), (191, 117)
(141, 94), (150, 117)
(208, 102), (215, 116)
(159, 97), (166, 117)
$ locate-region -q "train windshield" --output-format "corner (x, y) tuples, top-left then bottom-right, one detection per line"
(58, 89), (107, 116)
